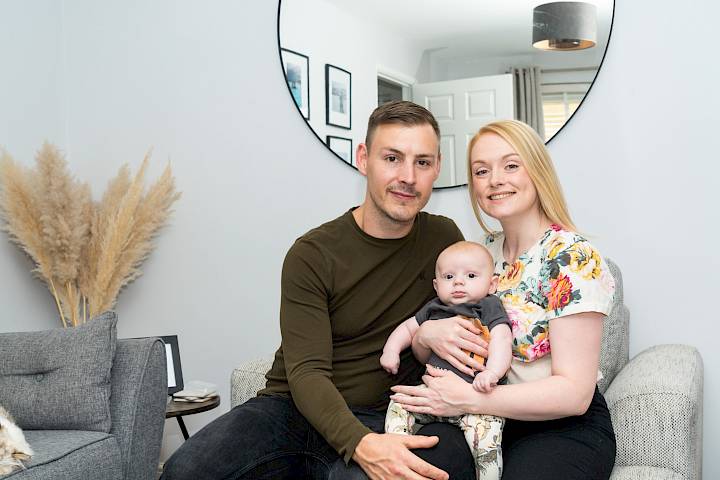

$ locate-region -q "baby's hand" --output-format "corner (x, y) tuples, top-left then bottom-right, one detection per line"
(380, 351), (401, 375)
(472, 370), (500, 393)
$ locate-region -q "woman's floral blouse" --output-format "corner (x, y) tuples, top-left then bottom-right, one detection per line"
(485, 225), (615, 363)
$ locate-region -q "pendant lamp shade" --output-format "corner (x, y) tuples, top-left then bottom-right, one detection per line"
(533, 2), (597, 51)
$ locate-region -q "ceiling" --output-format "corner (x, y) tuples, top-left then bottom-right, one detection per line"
(328, 0), (614, 59)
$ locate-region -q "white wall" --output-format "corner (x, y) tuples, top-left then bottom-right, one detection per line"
(0, 1), (66, 167)
(0, 0), (717, 476)
(281, 0), (424, 166)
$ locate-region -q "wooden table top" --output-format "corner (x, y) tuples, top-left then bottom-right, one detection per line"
(165, 395), (221, 418)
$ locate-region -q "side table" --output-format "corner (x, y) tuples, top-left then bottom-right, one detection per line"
(165, 395), (221, 440)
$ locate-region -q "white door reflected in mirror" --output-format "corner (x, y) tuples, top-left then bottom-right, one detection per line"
(278, 0), (614, 189)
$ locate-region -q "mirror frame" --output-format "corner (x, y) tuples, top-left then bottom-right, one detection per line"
(276, 0), (616, 190)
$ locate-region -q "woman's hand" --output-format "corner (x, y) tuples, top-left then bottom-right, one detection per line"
(390, 365), (481, 417)
(412, 316), (488, 376)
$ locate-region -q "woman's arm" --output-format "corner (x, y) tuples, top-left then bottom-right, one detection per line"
(411, 316), (489, 376)
(393, 312), (603, 420)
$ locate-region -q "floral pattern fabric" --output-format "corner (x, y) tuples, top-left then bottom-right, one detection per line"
(485, 225), (615, 363)
(386, 396), (504, 480)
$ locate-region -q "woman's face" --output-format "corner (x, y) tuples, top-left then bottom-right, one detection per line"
(470, 132), (540, 223)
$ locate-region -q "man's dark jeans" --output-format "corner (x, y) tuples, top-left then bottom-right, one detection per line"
(160, 395), (475, 479)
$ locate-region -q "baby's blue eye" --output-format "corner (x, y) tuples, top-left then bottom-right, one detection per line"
(444, 274), (453, 280)
(468, 273), (477, 279)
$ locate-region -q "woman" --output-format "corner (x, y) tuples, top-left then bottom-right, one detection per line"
(391, 120), (617, 479)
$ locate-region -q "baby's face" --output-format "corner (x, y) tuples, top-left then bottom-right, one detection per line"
(433, 248), (497, 306)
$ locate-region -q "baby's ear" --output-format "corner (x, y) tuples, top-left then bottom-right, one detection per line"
(489, 275), (499, 294)
(432, 278), (438, 293)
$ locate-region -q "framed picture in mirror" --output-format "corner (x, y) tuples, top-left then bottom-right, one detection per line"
(325, 64), (351, 129)
(280, 48), (310, 119)
(327, 135), (353, 165)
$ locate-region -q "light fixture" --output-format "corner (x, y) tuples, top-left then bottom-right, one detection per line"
(533, 1), (597, 51)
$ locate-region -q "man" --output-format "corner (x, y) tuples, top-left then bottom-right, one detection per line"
(161, 101), (479, 479)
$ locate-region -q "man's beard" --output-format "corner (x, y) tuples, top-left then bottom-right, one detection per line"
(371, 184), (422, 224)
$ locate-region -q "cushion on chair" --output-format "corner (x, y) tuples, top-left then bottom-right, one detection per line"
(231, 358), (272, 408)
(1, 430), (122, 480)
(605, 344), (703, 480)
(610, 465), (685, 480)
(598, 259), (630, 393)
(0, 312), (117, 432)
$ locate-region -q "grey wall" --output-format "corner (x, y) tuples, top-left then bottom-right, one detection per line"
(0, 0), (717, 475)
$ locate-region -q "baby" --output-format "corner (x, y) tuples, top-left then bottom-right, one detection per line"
(381, 241), (512, 480)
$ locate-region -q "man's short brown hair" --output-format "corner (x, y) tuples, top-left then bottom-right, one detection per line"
(365, 101), (440, 150)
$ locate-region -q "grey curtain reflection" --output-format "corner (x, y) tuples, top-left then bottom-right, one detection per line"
(512, 67), (545, 139)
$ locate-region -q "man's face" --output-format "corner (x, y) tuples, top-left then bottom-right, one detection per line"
(356, 123), (441, 226)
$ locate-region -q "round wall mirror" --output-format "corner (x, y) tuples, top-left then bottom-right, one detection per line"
(278, 0), (614, 189)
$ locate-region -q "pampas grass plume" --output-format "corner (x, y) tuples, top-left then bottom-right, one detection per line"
(0, 149), (55, 284)
(0, 144), (180, 326)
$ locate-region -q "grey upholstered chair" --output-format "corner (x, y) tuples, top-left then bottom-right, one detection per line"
(0, 313), (167, 480)
(230, 260), (703, 480)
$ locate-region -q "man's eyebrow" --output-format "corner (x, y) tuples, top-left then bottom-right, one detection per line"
(379, 148), (437, 159)
(380, 148), (404, 155)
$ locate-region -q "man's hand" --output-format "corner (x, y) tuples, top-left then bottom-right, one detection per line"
(380, 350), (401, 375)
(353, 433), (449, 480)
(472, 370), (500, 393)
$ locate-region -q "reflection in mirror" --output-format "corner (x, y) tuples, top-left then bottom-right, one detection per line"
(278, 0), (614, 188)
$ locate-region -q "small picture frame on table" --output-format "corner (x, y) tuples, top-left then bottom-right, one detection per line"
(280, 48), (310, 120)
(161, 335), (184, 395)
(326, 135), (353, 166)
(325, 64), (351, 129)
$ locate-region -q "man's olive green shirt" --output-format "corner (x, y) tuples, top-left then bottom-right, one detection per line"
(259, 209), (464, 462)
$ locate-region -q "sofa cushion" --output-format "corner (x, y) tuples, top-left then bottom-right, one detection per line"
(0, 312), (117, 432)
(598, 259), (630, 393)
(231, 358), (272, 408)
(610, 465), (685, 480)
(0, 430), (122, 480)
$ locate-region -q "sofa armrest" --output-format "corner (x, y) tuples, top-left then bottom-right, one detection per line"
(230, 358), (272, 409)
(604, 344), (703, 480)
(110, 338), (167, 480)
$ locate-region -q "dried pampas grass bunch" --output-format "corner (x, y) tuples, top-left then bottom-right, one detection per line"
(0, 143), (180, 327)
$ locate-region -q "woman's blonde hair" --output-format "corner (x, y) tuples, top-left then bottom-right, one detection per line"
(466, 119), (577, 234)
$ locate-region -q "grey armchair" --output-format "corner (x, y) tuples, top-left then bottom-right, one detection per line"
(0, 315), (167, 480)
(230, 260), (703, 480)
